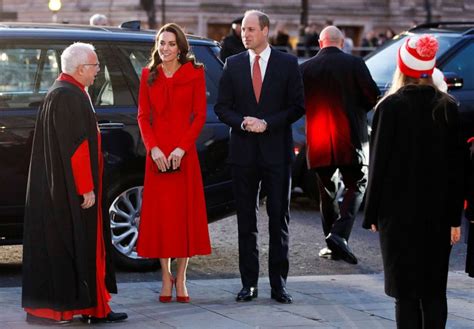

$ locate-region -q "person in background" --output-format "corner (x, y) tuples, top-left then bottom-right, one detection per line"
(220, 17), (246, 62)
(465, 139), (474, 278)
(22, 42), (127, 325)
(364, 34), (464, 328)
(215, 10), (305, 304)
(89, 14), (109, 26)
(136, 23), (211, 304)
(361, 30), (379, 56)
(300, 25), (379, 265)
(303, 23), (319, 57)
(270, 23), (293, 52)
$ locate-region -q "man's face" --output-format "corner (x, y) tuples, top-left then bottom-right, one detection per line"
(79, 52), (100, 87)
(241, 14), (268, 53)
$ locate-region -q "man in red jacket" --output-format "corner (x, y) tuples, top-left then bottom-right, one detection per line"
(22, 42), (127, 325)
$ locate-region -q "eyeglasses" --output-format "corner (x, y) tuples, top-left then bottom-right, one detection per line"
(82, 63), (100, 67)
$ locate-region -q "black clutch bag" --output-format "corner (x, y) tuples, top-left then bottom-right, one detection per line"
(151, 162), (180, 174)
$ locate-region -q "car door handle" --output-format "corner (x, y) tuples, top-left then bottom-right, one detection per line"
(98, 122), (125, 130)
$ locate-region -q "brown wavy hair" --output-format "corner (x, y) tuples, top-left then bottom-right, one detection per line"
(147, 23), (203, 85)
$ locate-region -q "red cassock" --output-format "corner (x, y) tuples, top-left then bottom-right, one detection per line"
(136, 62), (211, 258)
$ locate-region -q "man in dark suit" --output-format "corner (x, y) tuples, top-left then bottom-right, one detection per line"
(300, 26), (380, 265)
(215, 10), (305, 304)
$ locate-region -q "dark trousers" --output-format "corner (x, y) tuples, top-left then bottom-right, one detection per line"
(231, 163), (291, 290)
(395, 296), (447, 329)
(314, 165), (368, 241)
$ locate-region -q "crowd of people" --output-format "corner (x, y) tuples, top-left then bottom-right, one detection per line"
(20, 9), (474, 329)
(220, 17), (401, 59)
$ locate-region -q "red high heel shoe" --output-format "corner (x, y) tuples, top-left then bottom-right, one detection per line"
(159, 277), (174, 303)
(175, 280), (190, 303)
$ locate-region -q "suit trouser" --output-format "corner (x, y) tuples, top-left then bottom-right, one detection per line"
(314, 165), (368, 241)
(395, 296), (448, 329)
(231, 163), (291, 290)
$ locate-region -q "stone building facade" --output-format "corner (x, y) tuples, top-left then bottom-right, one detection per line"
(1, 0), (473, 46)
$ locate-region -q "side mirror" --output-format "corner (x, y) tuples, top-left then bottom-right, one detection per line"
(443, 72), (464, 91)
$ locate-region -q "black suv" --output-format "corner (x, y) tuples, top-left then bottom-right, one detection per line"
(0, 22), (234, 270)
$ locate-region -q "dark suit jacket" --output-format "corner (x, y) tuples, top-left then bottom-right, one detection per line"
(214, 48), (305, 166)
(300, 47), (380, 168)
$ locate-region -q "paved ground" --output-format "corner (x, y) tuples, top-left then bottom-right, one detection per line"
(0, 272), (473, 328)
(0, 199), (472, 327)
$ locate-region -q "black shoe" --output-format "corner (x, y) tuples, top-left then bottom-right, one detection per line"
(326, 233), (358, 265)
(81, 311), (128, 324)
(26, 313), (72, 325)
(236, 286), (258, 302)
(271, 287), (293, 304)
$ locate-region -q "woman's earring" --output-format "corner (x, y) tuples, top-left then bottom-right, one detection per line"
(177, 53), (181, 60)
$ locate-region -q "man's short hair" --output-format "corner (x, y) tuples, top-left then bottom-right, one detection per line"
(90, 13), (108, 26)
(61, 43), (96, 75)
(244, 10), (270, 31)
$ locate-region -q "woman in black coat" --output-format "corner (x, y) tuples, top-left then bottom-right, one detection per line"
(364, 35), (464, 329)
(464, 139), (474, 277)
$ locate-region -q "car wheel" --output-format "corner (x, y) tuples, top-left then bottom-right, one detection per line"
(106, 181), (159, 271)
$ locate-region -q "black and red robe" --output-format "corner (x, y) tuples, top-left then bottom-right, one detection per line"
(22, 74), (117, 321)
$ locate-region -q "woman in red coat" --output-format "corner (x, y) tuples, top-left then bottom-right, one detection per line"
(136, 23), (211, 303)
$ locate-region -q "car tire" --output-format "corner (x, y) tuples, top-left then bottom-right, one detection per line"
(104, 176), (159, 271)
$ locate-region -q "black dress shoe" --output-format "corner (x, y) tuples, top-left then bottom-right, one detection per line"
(326, 233), (358, 264)
(81, 311), (128, 324)
(271, 287), (293, 304)
(236, 286), (258, 301)
(26, 313), (72, 325)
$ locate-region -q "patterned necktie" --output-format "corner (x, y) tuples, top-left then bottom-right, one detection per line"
(252, 55), (262, 103)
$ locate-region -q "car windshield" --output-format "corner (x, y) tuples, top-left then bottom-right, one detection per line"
(365, 33), (462, 89)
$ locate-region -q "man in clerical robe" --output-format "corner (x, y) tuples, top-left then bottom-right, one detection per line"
(22, 42), (127, 325)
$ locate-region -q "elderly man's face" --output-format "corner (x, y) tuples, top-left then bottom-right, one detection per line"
(79, 52), (100, 87)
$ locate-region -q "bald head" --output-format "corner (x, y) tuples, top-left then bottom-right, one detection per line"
(319, 26), (344, 49)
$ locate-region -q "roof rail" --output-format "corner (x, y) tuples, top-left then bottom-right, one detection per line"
(119, 20), (140, 30)
(410, 21), (474, 31)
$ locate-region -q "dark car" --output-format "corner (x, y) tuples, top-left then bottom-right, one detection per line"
(365, 22), (474, 137)
(291, 22), (474, 200)
(0, 22), (234, 270)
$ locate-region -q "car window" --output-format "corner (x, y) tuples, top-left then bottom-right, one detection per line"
(191, 45), (222, 104)
(0, 43), (135, 109)
(365, 34), (462, 88)
(442, 41), (474, 90)
(88, 45), (135, 108)
(0, 47), (59, 109)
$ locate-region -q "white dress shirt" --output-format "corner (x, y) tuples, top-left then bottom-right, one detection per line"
(248, 44), (271, 81)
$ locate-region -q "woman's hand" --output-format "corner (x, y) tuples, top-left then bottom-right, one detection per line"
(168, 147), (185, 170)
(370, 224), (378, 232)
(451, 226), (461, 245)
(151, 147), (169, 172)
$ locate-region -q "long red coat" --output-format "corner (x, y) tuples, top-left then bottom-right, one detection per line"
(136, 62), (211, 258)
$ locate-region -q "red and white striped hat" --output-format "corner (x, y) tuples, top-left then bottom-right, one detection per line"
(397, 34), (439, 78)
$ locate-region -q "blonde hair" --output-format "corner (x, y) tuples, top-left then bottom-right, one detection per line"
(375, 67), (456, 122)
